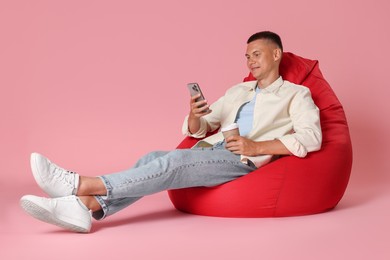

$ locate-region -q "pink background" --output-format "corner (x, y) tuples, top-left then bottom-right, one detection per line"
(1, 0), (389, 259)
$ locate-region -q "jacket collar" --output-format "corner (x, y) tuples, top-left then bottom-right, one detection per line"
(244, 76), (284, 94)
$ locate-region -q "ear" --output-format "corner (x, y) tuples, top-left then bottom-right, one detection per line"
(273, 48), (282, 62)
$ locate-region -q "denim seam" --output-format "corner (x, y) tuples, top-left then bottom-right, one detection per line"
(99, 176), (113, 198)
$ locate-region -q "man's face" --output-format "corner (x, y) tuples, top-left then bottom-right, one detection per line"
(245, 39), (280, 81)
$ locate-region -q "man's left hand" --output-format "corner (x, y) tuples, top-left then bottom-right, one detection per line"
(225, 136), (259, 156)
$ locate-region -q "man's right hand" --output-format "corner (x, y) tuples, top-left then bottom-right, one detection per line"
(188, 94), (212, 134)
(189, 94), (211, 119)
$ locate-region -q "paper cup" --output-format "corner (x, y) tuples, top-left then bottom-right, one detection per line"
(221, 123), (240, 138)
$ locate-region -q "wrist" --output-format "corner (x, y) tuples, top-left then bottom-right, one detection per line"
(188, 116), (201, 134)
(255, 141), (264, 155)
(188, 113), (196, 121)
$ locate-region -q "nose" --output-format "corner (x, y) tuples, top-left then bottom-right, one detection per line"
(247, 57), (255, 66)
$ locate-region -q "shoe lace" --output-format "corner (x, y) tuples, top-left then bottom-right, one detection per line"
(51, 163), (76, 185)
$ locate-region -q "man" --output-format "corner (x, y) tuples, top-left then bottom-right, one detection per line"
(20, 31), (322, 233)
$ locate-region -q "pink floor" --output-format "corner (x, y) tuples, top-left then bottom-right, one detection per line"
(2, 170), (389, 260)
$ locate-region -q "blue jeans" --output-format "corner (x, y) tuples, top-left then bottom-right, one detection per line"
(93, 144), (257, 219)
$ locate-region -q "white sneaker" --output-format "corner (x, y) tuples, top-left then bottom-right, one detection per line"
(30, 153), (79, 197)
(20, 195), (92, 233)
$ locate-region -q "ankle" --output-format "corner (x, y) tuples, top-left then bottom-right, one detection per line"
(77, 176), (107, 196)
(79, 196), (101, 212)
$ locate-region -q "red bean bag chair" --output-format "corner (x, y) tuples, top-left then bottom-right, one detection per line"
(168, 52), (353, 217)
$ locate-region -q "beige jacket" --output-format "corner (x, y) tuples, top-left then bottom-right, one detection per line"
(182, 77), (322, 168)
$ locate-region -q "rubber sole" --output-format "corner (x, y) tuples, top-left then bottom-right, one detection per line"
(20, 198), (90, 233)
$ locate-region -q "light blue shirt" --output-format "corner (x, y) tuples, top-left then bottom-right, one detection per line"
(235, 87), (261, 137)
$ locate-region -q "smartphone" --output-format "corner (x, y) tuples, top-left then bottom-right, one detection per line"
(187, 83), (206, 102)
(187, 82), (209, 112)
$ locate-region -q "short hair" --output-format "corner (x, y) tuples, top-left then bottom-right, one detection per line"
(247, 31), (283, 52)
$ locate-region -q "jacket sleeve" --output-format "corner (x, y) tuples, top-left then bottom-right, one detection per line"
(277, 88), (322, 157)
